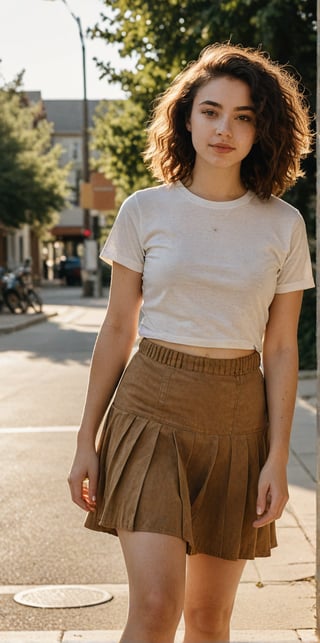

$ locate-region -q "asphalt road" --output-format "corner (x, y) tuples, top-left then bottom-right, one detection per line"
(0, 287), (129, 630)
(0, 287), (106, 427)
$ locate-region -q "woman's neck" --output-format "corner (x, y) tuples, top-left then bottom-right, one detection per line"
(187, 165), (246, 202)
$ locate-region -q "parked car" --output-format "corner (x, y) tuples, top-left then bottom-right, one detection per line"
(58, 256), (82, 286)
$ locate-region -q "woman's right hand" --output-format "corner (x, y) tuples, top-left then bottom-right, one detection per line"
(68, 445), (99, 512)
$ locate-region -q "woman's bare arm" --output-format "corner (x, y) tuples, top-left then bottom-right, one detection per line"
(253, 290), (303, 528)
(68, 262), (143, 511)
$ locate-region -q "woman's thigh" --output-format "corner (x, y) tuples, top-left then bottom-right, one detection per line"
(118, 530), (186, 606)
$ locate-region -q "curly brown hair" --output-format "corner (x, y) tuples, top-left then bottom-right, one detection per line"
(143, 43), (312, 199)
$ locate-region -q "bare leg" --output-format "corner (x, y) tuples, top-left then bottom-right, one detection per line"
(118, 530), (186, 643)
(183, 554), (246, 643)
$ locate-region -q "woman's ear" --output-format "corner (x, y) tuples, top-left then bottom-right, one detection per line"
(186, 118), (191, 132)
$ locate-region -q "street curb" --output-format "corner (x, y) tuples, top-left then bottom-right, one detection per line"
(0, 311), (57, 335)
(0, 629), (317, 642)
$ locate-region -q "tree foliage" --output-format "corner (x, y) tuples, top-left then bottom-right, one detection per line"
(93, 0), (315, 98)
(90, 0), (316, 367)
(92, 99), (154, 205)
(91, 0), (315, 200)
(0, 76), (70, 230)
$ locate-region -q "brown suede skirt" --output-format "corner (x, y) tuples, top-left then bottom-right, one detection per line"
(85, 338), (277, 560)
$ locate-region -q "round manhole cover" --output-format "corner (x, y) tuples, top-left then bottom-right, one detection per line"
(13, 585), (113, 608)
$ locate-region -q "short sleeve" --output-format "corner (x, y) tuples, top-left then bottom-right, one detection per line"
(99, 193), (144, 273)
(275, 214), (314, 293)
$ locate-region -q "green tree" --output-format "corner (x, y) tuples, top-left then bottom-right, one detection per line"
(91, 0), (315, 200)
(92, 99), (154, 206)
(91, 0), (316, 367)
(0, 77), (70, 230)
(93, 0), (315, 98)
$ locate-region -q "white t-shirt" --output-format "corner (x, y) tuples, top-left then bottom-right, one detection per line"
(100, 182), (314, 352)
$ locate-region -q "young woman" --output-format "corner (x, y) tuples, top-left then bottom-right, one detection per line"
(68, 43), (314, 642)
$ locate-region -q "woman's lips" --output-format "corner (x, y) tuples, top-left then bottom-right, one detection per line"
(211, 143), (235, 153)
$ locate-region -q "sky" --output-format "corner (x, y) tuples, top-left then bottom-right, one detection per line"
(0, 0), (127, 100)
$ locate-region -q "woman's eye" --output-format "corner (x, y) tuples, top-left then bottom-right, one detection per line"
(237, 114), (253, 122)
(202, 109), (218, 117)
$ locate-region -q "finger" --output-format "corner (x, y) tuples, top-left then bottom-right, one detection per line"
(85, 473), (98, 505)
(69, 486), (92, 511)
(68, 476), (94, 512)
(256, 484), (269, 518)
(253, 495), (285, 528)
(82, 478), (97, 511)
(253, 510), (275, 528)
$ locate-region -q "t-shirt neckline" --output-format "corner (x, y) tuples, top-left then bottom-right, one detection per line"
(176, 181), (254, 209)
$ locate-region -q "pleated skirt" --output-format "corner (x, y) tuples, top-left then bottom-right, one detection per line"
(85, 338), (277, 560)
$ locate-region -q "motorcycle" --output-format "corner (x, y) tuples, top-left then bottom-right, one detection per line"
(0, 265), (42, 314)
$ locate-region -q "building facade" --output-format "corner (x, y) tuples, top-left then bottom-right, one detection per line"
(1, 95), (112, 282)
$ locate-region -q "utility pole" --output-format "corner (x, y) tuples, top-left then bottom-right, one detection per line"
(73, 10), (90, 233)
(45, 0), (93, 295)
(60, 1), (93, 295)
(45, 0), (90, 232)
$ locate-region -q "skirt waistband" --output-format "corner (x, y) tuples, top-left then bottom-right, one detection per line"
(139, 338), (260, 376)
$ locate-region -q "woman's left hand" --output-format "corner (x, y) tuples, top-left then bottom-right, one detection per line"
(253, 458), (289, 528)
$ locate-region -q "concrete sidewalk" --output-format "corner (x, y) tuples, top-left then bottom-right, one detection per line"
(0, 308), (57, 335)
(0, 296), (317, 642)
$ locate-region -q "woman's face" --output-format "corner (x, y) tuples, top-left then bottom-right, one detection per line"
(186, 76), (257, 173)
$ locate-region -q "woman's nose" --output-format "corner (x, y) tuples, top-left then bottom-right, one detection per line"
(216, 116), (232, 136)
